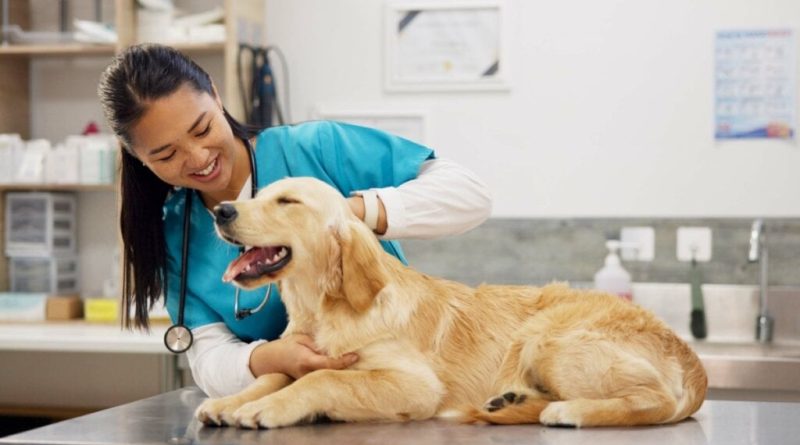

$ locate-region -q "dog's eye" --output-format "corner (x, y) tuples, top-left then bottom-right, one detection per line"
(277, 196), (301, 205)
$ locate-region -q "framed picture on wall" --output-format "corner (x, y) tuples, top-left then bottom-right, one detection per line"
(384, 0), (509, 92)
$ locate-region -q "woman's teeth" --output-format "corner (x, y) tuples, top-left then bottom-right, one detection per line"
(195, 158), (217, 176)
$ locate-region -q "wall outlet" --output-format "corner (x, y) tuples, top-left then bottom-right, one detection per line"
(677, 227), (712, 262)
(620, 226), (655, 261)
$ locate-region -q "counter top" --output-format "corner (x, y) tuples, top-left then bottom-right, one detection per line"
(0, 321), (168, 354)
(2, 387), (800, 445)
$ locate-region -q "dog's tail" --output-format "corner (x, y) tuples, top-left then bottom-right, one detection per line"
(457, 395), (550, 425)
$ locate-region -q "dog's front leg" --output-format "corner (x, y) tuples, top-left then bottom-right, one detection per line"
(233, 368), (443, 429)
(196, 373), (293, 426)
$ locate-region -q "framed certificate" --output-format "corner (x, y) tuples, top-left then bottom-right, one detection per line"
(384, 0), (509, 92)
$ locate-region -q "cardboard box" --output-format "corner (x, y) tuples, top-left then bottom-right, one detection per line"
(46, 295), (83, 320)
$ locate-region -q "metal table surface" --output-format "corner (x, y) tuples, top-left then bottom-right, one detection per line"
(2, 387), (800, 445)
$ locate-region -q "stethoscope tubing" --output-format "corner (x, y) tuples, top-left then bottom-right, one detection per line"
(164, 139), (261, 354)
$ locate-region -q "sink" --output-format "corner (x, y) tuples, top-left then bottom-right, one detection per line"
(686, 340), (800, 396)
(630, 283), (800, 401)
(688, 340), (800, 359)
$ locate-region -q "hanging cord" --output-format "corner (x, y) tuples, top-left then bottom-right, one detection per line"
(250, 47), (271, 126)
(265, 45), (291, 125)
(237, 43), (291, 127)
(237, 44), (259, 123)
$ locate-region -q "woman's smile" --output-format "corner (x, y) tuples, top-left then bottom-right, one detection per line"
(189, 155), (222, 183)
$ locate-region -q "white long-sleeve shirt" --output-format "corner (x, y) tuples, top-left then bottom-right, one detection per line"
(188, 158), (492, 397)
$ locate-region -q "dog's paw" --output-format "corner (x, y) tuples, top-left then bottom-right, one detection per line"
(195, 396), (245, 427)
(232, 397), (295, 429)
(539, 401), (580, 428)
(483, 391), (528, 412)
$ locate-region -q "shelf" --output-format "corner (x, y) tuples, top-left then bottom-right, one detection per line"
(0, 41), (223, 56)
(0, 184), (117, 192)
(0, 43), (117, 56)
(157, 41), (225, 54)
(0, 320), (168, 354)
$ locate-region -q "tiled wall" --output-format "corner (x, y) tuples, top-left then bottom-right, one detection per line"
(401, 218), (800, 287)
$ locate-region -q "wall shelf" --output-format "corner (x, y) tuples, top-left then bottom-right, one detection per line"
(161, 42), (225, 54)
(0, 43), (116, 56)
(0, 42), (224, 58)
(0, 184), (117, 192)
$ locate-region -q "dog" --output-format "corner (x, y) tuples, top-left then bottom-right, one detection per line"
(195, 177), (707, 429)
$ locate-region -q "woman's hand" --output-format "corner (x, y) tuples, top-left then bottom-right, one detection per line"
(347, 195), (388, 235)
(249, 334), (359, 379)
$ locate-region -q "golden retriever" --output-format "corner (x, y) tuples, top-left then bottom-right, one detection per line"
(195, 177), (707, 429)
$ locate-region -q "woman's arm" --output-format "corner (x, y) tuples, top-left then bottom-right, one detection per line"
(349, 158), (491, 239)
(188, 323), (357, 398)
(187, 323), (266, 398)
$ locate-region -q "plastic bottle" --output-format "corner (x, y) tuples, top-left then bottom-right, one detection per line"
(593, 240), (633, 301)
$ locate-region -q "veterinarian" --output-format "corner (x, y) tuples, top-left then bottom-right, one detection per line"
(97, 44), (491, 398)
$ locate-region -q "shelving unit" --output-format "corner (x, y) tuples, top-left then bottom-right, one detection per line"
(0, 0), (266, 292)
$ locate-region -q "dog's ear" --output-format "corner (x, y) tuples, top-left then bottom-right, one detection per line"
(335, 220), (389, 313)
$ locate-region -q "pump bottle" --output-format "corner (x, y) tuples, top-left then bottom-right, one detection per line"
(593, 240), (633, 301)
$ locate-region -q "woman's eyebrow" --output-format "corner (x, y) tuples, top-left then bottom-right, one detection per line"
(148, 143), (171, 156)
(186, 112), (207, 134)
(147, 112), (208, 156)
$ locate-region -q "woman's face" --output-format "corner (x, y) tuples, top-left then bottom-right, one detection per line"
(129, 83), (241, 193)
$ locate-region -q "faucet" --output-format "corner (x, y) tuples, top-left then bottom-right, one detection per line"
(748, 219), (773, 343)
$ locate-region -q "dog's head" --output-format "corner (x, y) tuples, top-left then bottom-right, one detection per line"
(213, 177), (388, 312)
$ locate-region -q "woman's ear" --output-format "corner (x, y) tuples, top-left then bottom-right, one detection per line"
(335, 220), (388, 313)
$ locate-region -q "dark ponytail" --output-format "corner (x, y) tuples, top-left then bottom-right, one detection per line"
(98, 44), (260, 329)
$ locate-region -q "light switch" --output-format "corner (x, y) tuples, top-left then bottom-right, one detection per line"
(677, 227), (712, 262)
(620, 226), (655, 261)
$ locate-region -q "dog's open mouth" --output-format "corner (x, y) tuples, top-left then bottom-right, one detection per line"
(223, 246), (292, 283)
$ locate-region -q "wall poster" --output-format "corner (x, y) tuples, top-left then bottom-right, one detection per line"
(715, 29), (796, 140)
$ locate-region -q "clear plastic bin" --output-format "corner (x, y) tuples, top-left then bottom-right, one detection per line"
(5, 192), (77, 256)
(10, 256), (80, 295)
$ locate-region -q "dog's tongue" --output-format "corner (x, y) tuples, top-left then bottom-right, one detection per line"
(223, 247), (275, 282)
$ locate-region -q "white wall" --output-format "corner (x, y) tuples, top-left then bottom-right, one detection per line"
(264, 0), (800, 217)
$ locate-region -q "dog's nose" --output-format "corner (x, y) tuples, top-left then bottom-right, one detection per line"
(214, 203), (238, 225)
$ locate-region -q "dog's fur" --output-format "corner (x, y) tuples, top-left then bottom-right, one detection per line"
(195, 177), (707, 429)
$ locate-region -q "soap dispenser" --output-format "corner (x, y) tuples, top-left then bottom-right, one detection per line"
(593, 240), (633, 301)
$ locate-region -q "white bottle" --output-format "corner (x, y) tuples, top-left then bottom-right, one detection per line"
(593, 240), (633, 301)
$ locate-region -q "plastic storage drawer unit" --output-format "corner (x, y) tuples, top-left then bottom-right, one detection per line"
(5, 192), (77, 256)
(10, 256), (80, 295)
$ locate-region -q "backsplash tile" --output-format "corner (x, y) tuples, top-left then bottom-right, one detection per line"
(401, 218), (800, 287)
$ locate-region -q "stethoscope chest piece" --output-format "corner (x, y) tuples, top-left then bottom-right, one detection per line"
(164, 324), (193, 354)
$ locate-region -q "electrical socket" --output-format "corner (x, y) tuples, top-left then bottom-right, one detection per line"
(620, 226), (655, 261)
(676, 227), (712, 262)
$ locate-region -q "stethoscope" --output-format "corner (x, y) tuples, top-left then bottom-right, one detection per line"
(164, 139), (274, 354)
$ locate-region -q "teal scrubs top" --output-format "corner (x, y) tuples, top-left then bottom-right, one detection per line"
(163, 121), (435, 342)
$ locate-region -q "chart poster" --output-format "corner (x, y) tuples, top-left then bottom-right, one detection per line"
(715, 29), (796, 140)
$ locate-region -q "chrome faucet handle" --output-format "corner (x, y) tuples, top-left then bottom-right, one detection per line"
(748, 219), (764, 262)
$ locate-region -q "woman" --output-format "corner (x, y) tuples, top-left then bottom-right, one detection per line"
(98, 44), (491, 398)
